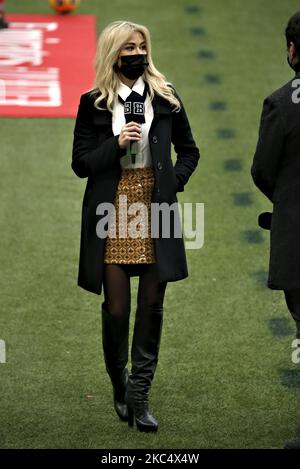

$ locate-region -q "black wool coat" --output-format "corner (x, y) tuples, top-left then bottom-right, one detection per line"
(71, 85), (200, 295)
(251, 69), (300, 290)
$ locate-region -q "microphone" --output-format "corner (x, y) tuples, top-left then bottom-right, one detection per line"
(129, 139), (138, 165)
(258, 211), (272, 230)
(123, 89), (146, 165)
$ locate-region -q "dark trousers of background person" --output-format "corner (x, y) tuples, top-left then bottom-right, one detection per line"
(284, 290), (300, 339)
(100, 262), (167, 430)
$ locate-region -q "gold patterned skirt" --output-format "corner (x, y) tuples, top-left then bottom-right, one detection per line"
(104, 166), (156, 264)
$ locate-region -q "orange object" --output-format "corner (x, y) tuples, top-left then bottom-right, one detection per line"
(48, 0), (80, 14)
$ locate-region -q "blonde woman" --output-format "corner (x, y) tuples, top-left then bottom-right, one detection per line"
(72, 20), (200, 432)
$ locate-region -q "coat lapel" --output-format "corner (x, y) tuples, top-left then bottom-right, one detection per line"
(91, 89), (112, 127)
(151, 93), (173, 116)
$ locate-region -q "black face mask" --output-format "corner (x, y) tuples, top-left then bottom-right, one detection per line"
(287, 54), (300, 72)
(117, 54), (149, 80)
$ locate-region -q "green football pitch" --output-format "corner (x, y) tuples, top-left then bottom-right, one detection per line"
(1, 0), (300, 449)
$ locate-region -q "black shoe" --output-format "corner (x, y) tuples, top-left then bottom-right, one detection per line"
(101, 301), (130, 422)
(126, 304), (164, 432)
(284, 437), (300, 449)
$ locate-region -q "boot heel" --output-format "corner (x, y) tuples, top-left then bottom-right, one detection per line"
(128, 406), (134, 427)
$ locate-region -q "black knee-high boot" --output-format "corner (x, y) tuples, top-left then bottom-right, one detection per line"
(101, 301), (130, 421)
(125, 303), (164, 432)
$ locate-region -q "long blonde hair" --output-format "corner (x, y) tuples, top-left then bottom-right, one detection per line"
(90, 20), (181, 113)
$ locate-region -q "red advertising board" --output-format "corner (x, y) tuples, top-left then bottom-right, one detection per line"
(0, 14), (96, 117)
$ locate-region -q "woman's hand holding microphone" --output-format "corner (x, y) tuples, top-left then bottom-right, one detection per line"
(118, 121), (142, 149)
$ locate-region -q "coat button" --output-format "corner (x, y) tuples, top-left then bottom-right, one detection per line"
(152, 135), (158, 144)
(157, 161), (163, 170)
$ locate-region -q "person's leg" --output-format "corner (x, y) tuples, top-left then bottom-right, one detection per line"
(101, 264), (131, 421)
(283, 290), (300, 340)
(282, 290), (300, 448)
(0, 1), (9, 29)
(103, 263), (131, 317)
(126, 263), (167, 432)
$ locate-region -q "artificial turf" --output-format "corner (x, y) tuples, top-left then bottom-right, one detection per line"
(1, 0), (300, 449)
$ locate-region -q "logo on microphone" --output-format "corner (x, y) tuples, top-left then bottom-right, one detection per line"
(133, 102), (144, 114)
(124, 102), (144, 115)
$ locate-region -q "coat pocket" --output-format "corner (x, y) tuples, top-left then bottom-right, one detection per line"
(170, 167), (179, 193)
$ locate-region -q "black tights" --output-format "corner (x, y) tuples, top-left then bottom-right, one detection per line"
(103, 263), (167, 317)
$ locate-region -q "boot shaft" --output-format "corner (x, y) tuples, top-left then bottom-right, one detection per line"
(129, 304), (164, 402)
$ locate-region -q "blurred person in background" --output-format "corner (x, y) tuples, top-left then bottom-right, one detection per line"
(251, 11), (300, 450)
(0, 1), (8, 29)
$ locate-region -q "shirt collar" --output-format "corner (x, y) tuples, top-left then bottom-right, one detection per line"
(117, 75), (145, 102)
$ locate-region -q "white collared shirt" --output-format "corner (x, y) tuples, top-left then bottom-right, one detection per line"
(112, 76), (154, 169)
